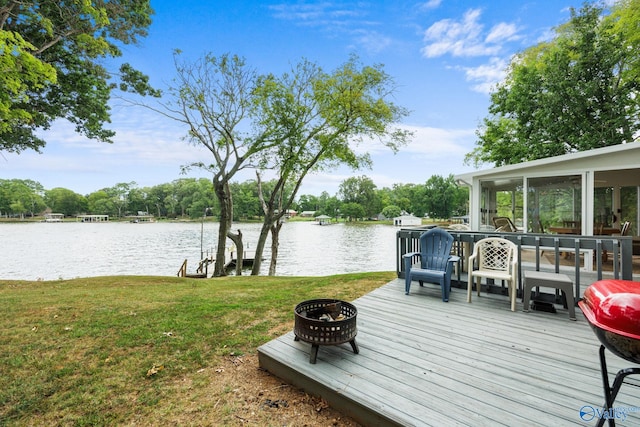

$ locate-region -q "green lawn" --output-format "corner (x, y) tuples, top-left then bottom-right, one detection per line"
(0, 272), (394, 425)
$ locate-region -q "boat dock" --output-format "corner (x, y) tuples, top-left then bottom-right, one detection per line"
(177, 250), (261, 278)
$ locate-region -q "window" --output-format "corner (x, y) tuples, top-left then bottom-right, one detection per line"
(480, 178), (523, 230)
(527, 176), (582, 232)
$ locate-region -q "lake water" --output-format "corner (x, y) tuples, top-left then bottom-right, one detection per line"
(0, 221), (399, 280)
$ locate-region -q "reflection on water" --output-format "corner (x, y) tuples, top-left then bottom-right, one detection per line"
(0, 221), (398, 280)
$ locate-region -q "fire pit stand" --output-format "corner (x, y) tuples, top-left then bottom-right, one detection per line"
(293, 299), (358, 364)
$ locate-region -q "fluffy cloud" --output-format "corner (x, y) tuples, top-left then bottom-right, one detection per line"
(269, 2), (394, 54)
(421, 9), (519, 58)
(269, 3), (362, 26)
(460, 57), (511, 94)
(420, 0), (442, 11)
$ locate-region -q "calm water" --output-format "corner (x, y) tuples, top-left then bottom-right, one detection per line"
(0, 221), (398, 280)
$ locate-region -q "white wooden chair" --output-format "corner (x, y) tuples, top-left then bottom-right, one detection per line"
(467, 237), (519, 311)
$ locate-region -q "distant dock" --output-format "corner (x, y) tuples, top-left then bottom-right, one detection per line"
(77, 214), (109, 222)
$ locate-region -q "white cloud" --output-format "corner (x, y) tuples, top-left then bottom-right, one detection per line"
(350, 123), (474, 157)
(460, 56), (510, 94)
(401, 124), (475, 156)
(419, 0), (442, 11)
(485, 22), (519, 44)
(351, 29), (392, 54)
(269, 3), (364, 28)
(421, 8), (519, 58)
(269, 2), (395, 54)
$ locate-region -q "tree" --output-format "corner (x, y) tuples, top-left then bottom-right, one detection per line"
(249, 57), (410, 275)
(385, 183), (415, 213)
(186, 179), (216, 219)
(150, 53), (282, 276)
(0, 179), (45, 218)
(145, 183), (174, 218)
(381, 205), (402, 219)
(607, 0), (640, 85)
(467, 2), (640, 167)
(338, 176), (382, 218)
(230, 180), (262, 220)
(0, 0), (157, 153)
(340, 202), (366, 221)
(87, 190), (116, 215)
(103, 182), (136, 218)
(45, 188), (87, 216)
(421, 175), (467, 219)
(296, 194), (320, 212)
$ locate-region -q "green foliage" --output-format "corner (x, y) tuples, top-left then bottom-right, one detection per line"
(86, 190), (116, 216)
(160, 53), (411, 275)
(468, 1), (640, 167)
(247, 55), (411, 274)
(0, 173), (471, 223)
(44, 188), (87, 216)
(338, 175), (382, 218)
(0, 31), (57, 139)
(421, 174), (468, 219)
(0, 0), (156, 153)
(0, 179), (46, 217)
(340, 202), (366, 221)
(381, 205), (402, 219)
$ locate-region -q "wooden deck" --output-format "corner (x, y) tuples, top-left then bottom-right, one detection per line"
(258, 278), (640, 426)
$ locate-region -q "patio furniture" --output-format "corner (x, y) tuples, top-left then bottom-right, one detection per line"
(523, 270), (576, 320)
(563, 220), (580, 228)
(468, 237), (519, 311)
(404, 228), (459, 301)
(549, 226), (581, 235)
(448, 223), (470, 274)
(493, 216), (518, 232)
(620, 221), (631, 236)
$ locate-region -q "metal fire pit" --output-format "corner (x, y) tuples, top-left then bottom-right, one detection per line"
(579, 280), (640, 427)
(294, 299), (358, 364)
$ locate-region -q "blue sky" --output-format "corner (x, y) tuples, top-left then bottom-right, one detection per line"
(3, 0), (596, 196)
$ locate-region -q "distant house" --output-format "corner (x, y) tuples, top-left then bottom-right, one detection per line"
(393, 214), (421, 227)
(275, 209), (298, 218)
(299, 210), (316, 218)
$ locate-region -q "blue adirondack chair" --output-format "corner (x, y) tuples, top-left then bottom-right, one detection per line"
(403, 228), (459, 301)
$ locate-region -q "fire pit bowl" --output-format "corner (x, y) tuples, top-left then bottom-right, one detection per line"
(579, 280), (640, 364)
(294, 299), (358, 364)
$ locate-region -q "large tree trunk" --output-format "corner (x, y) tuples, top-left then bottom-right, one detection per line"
(250, 216), (273, 275)
(268, 220), (284, 276)
(212, 180), (242, 276)
(227, 228), (243, 276)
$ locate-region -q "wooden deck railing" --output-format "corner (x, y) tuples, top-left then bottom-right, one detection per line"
(396, 227), (634, 299)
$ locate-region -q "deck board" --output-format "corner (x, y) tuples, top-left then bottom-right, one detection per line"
(258, 279), (640, 426)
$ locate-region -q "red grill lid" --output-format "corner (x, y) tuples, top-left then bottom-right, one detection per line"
(580, 280), (640, 340)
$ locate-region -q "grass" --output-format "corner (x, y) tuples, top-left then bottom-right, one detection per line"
(0, 272), (395, 425)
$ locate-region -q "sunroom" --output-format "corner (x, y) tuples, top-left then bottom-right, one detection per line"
(451, 143), (640, 276)
(455, 143), (639, 240)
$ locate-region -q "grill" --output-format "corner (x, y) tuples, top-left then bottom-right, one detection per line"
(579, 280), (640, 427)
(293, 299), (358, 364)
